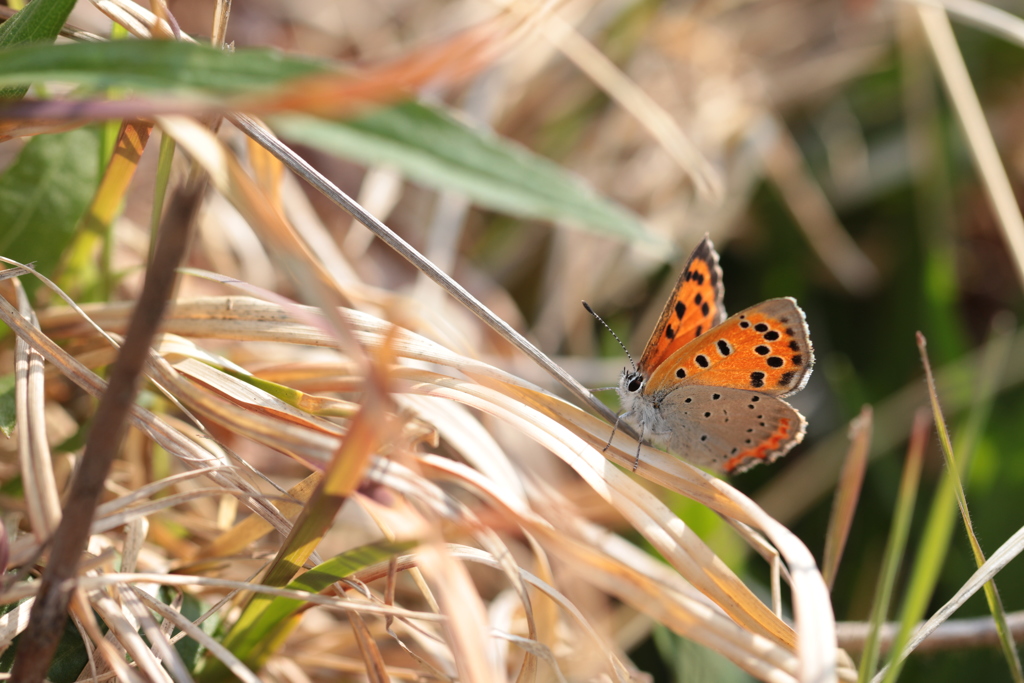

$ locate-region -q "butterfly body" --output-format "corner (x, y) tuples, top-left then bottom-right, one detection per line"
(614, 238), (813, 474)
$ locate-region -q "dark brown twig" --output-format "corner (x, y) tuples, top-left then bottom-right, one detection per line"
(10, 176), (208, 681)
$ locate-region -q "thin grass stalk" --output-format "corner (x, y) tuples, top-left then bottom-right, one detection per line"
(924, 0), (1024, 50)
(229, 113), (625, 432)
(822, 405), (872, 591)
(877, 319), (1015, 683)
(150, 133), (176, 261)
(878, 522), (1024, 678)
(839, 609), (1024, 653)
(914, 332), (1024, 681)
(916, 4), (1024, 292)
(856, 408), (928, 683)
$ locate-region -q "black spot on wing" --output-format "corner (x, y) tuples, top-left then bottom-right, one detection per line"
(750, 372), (765, 388)
(674, 301), (686, 318)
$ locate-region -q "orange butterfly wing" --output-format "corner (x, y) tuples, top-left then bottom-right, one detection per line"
(637, 236), (726, 373)
(645, 297), (814, 398)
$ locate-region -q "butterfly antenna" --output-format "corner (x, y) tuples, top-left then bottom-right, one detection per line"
(582, 301), (636, 371)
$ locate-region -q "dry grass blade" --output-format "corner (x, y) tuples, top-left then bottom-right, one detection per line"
(411, 376), (796, 644)
(414, 459), (797, 681)
(10, 278), (62, 541)
(822, 405), (872, 591)
(542, 13), (721, 201)
(924, 0), (1024, 49)
(400, 375), (840, 681)
(762, 125), (879, 295)
(916, 3), (1024, 292)
(911, 332), (1024, 682)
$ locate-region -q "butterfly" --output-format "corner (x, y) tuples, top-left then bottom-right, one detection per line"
(604, 236), (813, 473)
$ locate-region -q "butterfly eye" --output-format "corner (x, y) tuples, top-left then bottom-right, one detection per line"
(627, 377), (642, 392)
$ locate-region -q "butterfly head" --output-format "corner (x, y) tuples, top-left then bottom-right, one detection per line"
(620, 367), (644, 394)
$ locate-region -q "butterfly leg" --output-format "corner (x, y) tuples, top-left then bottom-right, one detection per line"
(632, 422), (645, 471)
(603, 410), (627, 452)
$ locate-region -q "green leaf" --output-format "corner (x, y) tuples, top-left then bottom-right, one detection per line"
(0, 40), (332, 93)
(270, 104), (651, 241)
(0, 374), (15, 437)
(157, 586), (219, 671)
(0, 0), (79, 99)
(0, 608), (107, 682)
(0, 127), (102, 293)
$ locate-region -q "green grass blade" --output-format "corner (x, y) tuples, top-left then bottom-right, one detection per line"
(0, 0), (78, 99)
(269, 104), (650, 240)
(912, 331), (1023, 682)
(197, 540), (413, 680)
(876, 320), (1014, 683)
(0, 40), (331, 93)
(857, 408), (928, 682)
(150, 133), (177, 261)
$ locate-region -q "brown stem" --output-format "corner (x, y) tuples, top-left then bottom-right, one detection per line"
(11, 174), (208, 681)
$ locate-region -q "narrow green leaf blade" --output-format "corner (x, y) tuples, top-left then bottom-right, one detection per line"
(0, 41), (332, 93)
(270, 104), (651, 241)
(0, 0), (79, 99)
(0, 127), (101, 293)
